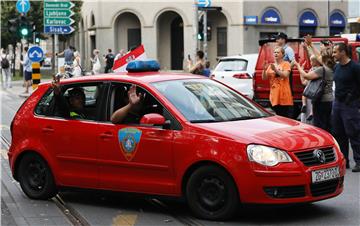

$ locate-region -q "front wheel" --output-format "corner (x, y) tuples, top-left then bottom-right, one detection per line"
(18, 153), (57, 200)
(186, 165), (239, 220)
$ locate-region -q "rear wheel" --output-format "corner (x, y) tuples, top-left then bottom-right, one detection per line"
(186, 165), (239, 220)
(18, 153), (57, 200)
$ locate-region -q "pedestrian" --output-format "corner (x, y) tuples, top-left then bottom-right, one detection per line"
(72, 51), (82, 77)
(104, 49), (115, 73)
(188, 50), (205, 75)
(304, 35), (333, 64)
(331, 43), (360, 172)
(91, 49), (101, 75)
(21, 46), (32, 94)
(203, 61), (211, 77)
(262, 46), (293, 117)
(0, 48), (12, 89)
(275, 32), (295, 62)
(293, 49), (335, 133)
(56, 45), (75, 66)
(115, 49), (126, 61)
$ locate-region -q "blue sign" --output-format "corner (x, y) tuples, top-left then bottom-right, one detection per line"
(299, 11), (318, 26)
(28, 46), (44, 62)
(261, 9), (281, 24)
(330, 12), (345, 27)
(16, 0), (30, 14)
(244, 16), (258, 25)
(44, 26), (75, 34)
(197, 0), (211, 7)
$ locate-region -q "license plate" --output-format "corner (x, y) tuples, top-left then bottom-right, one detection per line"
(312, 167), (340, 183)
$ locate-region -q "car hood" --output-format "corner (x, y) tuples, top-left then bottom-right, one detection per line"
(192, 116), (334, 151)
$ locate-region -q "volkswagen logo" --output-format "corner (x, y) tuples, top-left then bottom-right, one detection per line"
(313, 149), (326, 164)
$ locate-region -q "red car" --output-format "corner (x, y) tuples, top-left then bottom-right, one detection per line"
(9, 62), (346, 220)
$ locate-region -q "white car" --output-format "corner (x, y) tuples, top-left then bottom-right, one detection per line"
(212, 54), (258, 99)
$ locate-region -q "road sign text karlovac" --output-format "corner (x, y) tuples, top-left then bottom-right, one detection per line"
(43, 1), (74, 35)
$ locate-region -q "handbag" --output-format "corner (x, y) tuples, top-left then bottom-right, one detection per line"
(303, 66), (326, 101)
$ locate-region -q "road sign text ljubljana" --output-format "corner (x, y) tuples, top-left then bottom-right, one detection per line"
(43, 1), (74, 35)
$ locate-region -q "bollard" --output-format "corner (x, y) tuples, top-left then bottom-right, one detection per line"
(32, 62), (41, 90)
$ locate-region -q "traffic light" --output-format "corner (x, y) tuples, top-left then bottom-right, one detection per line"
(198, 21), (211, 41)
(8, 18), (19, 33)
(198, 21), (204, 40)
(18, 16), (32, 38)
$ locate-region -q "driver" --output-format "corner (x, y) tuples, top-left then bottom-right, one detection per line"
(52, 76), (86, 119)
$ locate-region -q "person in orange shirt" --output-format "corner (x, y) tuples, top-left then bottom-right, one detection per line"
(262, 46), (293, 117)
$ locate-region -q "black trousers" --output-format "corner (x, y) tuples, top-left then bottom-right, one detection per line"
(332, 100), (360, 165)
(312, 101), (332, 133)
(272, 105), (292, 118)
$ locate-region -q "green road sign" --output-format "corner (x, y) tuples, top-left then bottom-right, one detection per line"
(44, 9), (74, 18)
(44, 1), (74, 9)
(45, 18), (74, 26)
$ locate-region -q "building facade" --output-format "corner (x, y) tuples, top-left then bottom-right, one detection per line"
(73, 0), (348, 71)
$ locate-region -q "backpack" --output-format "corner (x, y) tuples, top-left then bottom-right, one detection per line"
(1, 55), (9, 69)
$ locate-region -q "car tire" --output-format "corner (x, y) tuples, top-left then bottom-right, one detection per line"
(18, 153), (57, 200)
(186, 165), (239, 220)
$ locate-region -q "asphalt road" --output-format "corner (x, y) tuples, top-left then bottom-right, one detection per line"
(1, 82), (359, 226)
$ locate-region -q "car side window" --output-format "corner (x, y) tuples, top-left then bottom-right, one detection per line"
(35, 89), (55, 116)
(35, 83), (104, 121)
(60, 84), (102, 120)
(109, 83), (181, 130)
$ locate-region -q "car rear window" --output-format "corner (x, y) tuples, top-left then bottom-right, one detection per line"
(215, 59), (247, 71)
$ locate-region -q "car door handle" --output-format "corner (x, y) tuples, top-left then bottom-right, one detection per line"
(42, 127), (54, 133)
(100, 132), (114, 139)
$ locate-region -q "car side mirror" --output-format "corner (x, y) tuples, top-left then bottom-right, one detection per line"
(140, 113), (166, 125)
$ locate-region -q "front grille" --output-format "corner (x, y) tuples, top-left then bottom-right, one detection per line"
(310, 178), (341, 197)
(294, 147), (336, 166)
(264, 185), (306, 198)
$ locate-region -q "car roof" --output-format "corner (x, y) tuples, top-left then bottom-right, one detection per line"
(42, 72), (205, 87)
(219, 54), (258, 61)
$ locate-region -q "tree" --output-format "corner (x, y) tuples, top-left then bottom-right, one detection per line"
(1, 0), (83, 48)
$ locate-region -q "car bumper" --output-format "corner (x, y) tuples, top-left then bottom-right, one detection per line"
(236, 157), (346, 204)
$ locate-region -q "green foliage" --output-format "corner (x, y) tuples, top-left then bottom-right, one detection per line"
(1, 0), (83, 48)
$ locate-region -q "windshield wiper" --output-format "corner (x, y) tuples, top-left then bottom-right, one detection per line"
(228, 115), (268, 121)
(190, 119), (220, 123)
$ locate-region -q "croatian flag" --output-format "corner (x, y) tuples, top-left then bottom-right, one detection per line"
(112, 45), (147, 72)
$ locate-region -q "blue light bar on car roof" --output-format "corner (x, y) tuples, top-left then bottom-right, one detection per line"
(126, 60), (160, 72)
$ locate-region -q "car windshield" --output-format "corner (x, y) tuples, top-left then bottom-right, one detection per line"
(214, 59), (247, 71)
(152, 79), (270, 123)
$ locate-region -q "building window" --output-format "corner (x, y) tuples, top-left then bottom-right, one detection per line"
(127, 28), (141, 50)
(217, 27), (227, 57)
(91, 14), (95, 27)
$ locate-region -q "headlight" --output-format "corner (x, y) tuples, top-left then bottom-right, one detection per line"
(247, 144), (292, 166)
(332, 136), (341, 151)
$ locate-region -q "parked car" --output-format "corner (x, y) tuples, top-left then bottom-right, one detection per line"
(252, 37), (358, 118)
(8, 61), (345, 221)
(212, 54), (258, 99)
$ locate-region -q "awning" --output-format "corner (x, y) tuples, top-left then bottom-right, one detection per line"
(261, 9), (281, 24)
(330, 12), (346, 27)
(299, 11), (318, 27)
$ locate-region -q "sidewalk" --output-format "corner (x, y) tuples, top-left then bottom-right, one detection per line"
(1, 79), (52, 98)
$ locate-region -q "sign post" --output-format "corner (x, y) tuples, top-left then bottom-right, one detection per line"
(28, 46), (44, 90)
